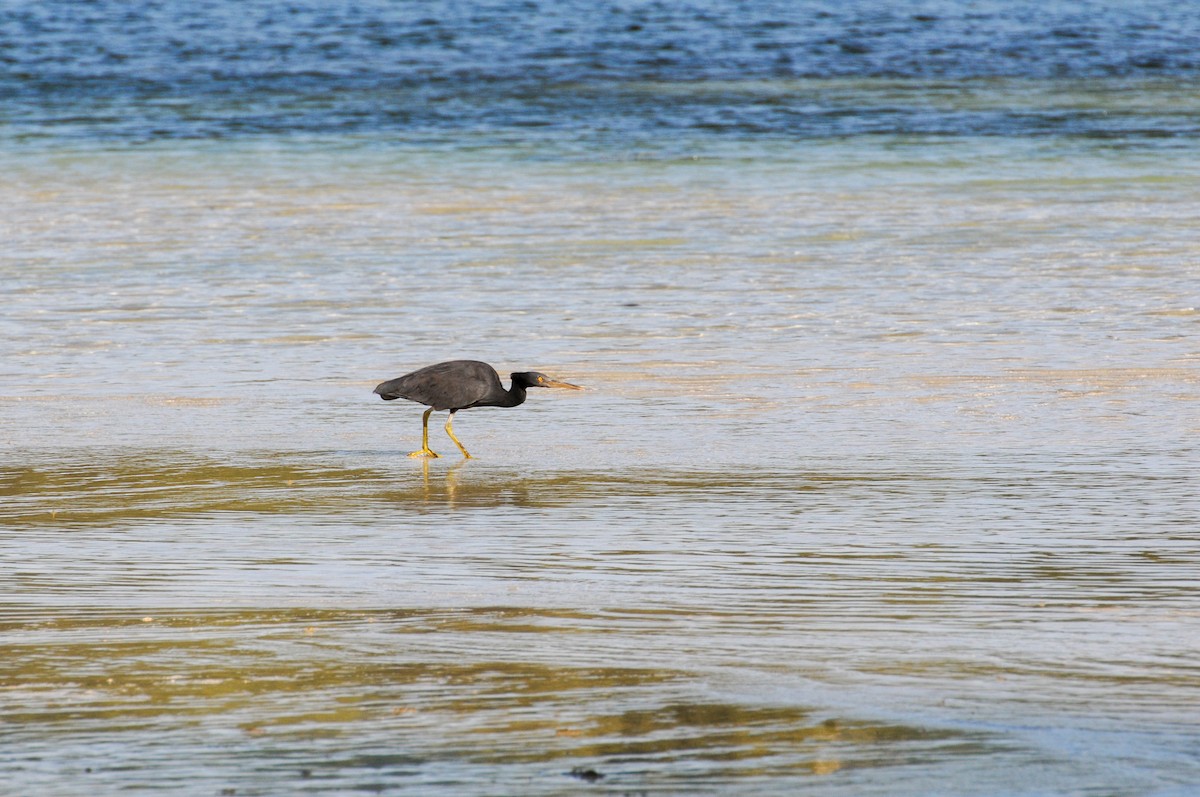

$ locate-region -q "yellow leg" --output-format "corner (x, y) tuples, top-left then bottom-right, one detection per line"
(408, 408), (440, 458)
(444, 411), (472, 458)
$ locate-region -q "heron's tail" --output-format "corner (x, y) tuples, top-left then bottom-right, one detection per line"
(374, 380), (403, 400)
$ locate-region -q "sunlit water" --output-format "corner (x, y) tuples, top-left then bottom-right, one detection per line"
(3, 1), (1200, 795)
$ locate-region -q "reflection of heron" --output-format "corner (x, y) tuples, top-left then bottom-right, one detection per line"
(417, 456), (468, 503)
(374, 360), (583, 459)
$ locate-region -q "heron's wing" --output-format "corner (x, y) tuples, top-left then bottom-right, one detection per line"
(374, 360), (504, 411)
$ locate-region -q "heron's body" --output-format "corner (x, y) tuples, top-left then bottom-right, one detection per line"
(374, 360), (582, 458)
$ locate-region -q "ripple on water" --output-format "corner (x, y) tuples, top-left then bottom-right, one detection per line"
(0, 605), (998, 794)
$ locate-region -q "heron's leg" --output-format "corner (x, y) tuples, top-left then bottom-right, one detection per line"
(444, 410), (472, 458)
(408, 408), (440, 458)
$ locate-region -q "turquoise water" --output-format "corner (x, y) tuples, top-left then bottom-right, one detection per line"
(3, 2), (1200, 794)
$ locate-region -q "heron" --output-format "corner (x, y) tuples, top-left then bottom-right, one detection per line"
(373, 360), (583, 458)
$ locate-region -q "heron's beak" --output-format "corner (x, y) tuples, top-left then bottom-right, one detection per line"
(543, 378), (584, 390)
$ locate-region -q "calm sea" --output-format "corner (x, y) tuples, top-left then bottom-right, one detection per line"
(2, 1), (1199, 795)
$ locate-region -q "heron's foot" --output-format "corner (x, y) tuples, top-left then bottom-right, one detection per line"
(408, 448), (440, 459)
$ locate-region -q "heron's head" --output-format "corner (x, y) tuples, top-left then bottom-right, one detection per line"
(512, 371), (584, 390)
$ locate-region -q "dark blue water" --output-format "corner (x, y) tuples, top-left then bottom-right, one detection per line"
(3, 0), (1200, 144)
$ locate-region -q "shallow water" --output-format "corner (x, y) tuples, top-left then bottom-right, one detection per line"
(4, 1), (1200, 794)
(5, 448), (1198, 795)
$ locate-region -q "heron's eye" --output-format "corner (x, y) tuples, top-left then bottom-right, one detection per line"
(538, 376), (544, 383)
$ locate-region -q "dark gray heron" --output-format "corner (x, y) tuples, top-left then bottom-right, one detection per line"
(374, 359), (583, 458)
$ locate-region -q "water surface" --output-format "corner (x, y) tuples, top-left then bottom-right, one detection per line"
(3, 1), (1200, 794)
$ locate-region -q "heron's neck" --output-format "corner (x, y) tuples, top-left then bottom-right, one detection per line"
(499, 382), (527, 408)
